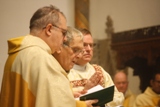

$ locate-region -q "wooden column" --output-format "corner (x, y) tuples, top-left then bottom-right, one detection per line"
(75, 0), (89, 29)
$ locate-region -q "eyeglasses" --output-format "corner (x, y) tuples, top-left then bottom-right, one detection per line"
(84, 43), (96, 49)
(43, 24), (67, 37)
(52, 24), (67, 37)
(63, 43), (84, 55)
(71, 47), (84, 55)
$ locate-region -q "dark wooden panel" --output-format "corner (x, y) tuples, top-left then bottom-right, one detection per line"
(111, 25), (160, 92)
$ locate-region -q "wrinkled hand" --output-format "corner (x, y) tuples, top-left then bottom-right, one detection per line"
(84, 72), (103, 90)
(73, 90), (87, 98)
(85, 99), (100, 107)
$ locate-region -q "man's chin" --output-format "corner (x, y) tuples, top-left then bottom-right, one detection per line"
(84, 58), (91, 62)
(83, 55), (92, 60)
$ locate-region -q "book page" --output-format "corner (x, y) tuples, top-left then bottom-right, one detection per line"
(84, 85), (104, 95)
(75, 85), (104, 100)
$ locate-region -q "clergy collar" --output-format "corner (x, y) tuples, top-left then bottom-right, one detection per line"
(73, 64), (86, 71)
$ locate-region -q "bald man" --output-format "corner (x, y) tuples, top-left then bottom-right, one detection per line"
(113, 71), (136, 107)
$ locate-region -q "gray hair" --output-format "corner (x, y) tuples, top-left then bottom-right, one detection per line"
(29, 5), (66, 31)
(64, 26), (83, 46)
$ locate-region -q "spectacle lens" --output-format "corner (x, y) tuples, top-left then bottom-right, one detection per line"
(52, 24), (67, 37)
(84, 43), (96, 49)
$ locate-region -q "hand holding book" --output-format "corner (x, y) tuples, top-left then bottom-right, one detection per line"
(80, 85), (114, 106)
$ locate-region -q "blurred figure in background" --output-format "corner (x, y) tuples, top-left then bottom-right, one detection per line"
(133, 70), (160, 107)
(113, 71), (136, 107)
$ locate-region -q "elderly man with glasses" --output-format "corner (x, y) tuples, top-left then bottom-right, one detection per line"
(53, 26), (99, 107)
(67, 28), (124, 107)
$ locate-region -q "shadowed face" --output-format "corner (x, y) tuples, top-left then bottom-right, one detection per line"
(150, 73), (160, 94)
(113, 72), (128, 94)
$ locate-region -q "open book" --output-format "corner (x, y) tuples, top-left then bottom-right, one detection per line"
(80, 85), (114, 106)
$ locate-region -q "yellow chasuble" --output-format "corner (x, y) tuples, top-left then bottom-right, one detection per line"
(0, 35), (86, 107)
(123, 89), (136, 107)
(133, 87), (160, 107)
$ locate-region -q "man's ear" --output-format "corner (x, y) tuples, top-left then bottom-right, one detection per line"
(45, 24), (53, 36)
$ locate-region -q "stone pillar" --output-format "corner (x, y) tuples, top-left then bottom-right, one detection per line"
(75, 0), (89, 29)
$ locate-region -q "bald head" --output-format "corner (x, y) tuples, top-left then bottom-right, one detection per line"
(113, 72), (128, 94)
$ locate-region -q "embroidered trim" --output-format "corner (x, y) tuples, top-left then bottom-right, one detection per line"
(70, 64), (105, 88)
(92, 64), (105, 88)
(70, 79), (87, 87)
